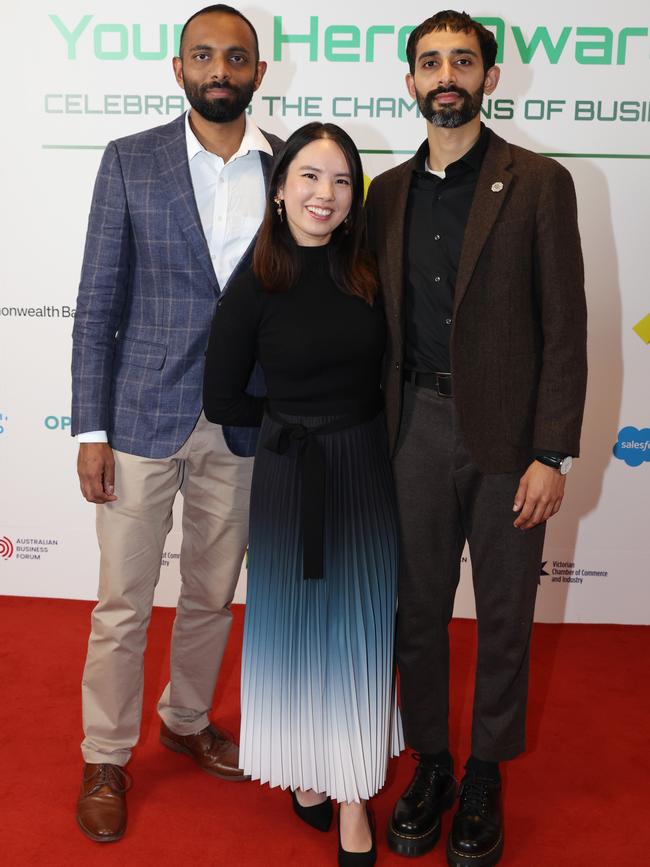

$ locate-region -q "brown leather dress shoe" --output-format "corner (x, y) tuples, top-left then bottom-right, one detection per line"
(160, 722), (250, 781)
(76, 762), (131, 843)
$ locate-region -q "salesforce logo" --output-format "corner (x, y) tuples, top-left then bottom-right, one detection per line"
(613, 426), (650, 467)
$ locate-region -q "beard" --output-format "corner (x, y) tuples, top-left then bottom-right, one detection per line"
(183, 77), (255, 123)
(416, 82), (484, 128)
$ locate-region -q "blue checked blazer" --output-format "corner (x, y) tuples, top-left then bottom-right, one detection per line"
(71, 113), (283, 458)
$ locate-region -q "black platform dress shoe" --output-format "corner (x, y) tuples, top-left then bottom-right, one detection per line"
(447, 774), (503, 867)
(338, 809), (376, 866)
(387, 756), (458, 856)
(291, 790), (333, 832)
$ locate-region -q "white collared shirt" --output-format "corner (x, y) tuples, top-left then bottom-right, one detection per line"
(185, 109), (272, 291)
(78, 111), (272, 442)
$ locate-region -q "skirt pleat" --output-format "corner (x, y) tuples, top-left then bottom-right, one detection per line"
(240, 412), (404, 803)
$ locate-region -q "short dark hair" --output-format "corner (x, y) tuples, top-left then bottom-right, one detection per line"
(253, 123), (378, 304)
(178, 4), (260, 62)
(406, 10), (498, 74)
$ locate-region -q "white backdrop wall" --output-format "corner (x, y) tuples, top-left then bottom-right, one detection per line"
(1, 1), (648, 623)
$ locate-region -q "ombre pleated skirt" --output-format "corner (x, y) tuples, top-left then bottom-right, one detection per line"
(240, 410), (404, 804)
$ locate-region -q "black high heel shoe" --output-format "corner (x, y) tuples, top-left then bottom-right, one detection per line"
(291, 790), (333, 832)
(338, 808), (376, 866)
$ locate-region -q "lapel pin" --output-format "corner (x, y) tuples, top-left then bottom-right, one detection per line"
(491, 181), (504, 192)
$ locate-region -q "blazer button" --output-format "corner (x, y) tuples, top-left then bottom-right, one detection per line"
(395, 362), (400, 370)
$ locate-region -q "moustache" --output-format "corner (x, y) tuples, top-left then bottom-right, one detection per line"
(427, 85), (472, 100)
(200, 81), (236, 94)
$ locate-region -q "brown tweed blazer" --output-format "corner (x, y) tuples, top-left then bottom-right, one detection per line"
(366, 129), (588, 473)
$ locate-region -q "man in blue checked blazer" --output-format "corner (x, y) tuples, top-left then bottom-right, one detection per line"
(71, 5), (283, 843)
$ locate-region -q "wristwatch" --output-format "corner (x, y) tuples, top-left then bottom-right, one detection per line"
(535, 454), (573, 475)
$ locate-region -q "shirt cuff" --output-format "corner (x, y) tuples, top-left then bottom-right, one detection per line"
(77, 430), (108, 443)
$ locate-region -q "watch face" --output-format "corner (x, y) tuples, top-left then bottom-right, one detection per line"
(560, 456), (573, 475)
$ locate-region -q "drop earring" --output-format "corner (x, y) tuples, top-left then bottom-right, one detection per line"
(274, 196), (284, 222)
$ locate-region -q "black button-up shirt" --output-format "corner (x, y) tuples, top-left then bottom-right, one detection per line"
(404, 124), (489, 374)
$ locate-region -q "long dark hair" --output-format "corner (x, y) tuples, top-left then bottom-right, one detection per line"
(253, 122), (378, 304)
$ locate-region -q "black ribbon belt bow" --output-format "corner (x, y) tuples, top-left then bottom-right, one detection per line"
(264, 404), (380, 581)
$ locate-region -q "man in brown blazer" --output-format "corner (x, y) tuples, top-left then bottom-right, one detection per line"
(365, 11), (587, 867)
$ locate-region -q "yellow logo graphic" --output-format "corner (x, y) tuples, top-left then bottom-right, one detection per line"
(633, 313), (650, 344)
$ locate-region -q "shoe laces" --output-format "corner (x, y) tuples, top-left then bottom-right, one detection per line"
(84, 763), (132, 795)
(459, 777), (492, 816)
(406, 753), (450, 800)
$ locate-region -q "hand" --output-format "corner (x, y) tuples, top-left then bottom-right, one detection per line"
(77, 443), (118, 504)
(512, 461), (565, 529)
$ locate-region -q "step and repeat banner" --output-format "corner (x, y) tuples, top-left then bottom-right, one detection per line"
(1, 1), (648, 622)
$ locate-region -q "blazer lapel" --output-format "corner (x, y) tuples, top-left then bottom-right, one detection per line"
(454, 132), (513, 313)
(153, 117), (219, 291)
(382, 160), (414, 325)
(260, 145), (277, 187)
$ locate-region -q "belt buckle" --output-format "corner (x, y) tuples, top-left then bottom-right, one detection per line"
(436, 373), (452, 398)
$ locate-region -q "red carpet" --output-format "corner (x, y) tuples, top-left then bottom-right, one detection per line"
(1, 596), (648, 866)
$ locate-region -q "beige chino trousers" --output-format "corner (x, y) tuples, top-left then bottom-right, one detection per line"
(81, 414), (253, 766)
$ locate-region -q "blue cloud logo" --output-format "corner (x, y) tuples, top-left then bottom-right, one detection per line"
(613, 427), (650, 467)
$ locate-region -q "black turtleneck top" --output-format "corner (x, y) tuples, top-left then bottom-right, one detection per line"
(203, 245), (385, 425)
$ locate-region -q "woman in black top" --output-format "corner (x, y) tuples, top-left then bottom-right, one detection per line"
(203, 123), (402, 866)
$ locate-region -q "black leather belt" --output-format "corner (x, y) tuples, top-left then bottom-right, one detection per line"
(404, 369), (453, 398)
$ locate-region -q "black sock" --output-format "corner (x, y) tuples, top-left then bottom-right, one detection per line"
(419, 748), (453, 771)
(465, 755), (500, 781)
